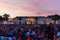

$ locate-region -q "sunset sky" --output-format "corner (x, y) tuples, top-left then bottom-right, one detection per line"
(0, 0), (60, 18)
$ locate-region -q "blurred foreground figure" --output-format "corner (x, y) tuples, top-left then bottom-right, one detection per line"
(0, 23), (60, 40)
(27, 36), (31, 40)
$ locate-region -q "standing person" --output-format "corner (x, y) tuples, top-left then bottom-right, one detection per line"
(48, 23), (54, 40)
(17, 31), (22, 40)
(53, 33), (57, 40)
(31, 31), (35, 40)
(12, 36), (16, 40)
(17, 36), (21, 40)
(54, 25), (58, 35)
(57, 32), (60, 40)
(48, 30), (54, 40)
(1, 36), (5, 40)
(37, 31), (44, 40)
(43, 25), (51, 40)
(8, 37), (12, 40)
(26, 31), (31, 40)
(27, 36), (31, 40)
(37, 33), (44, 40)
(57, 26), (60, 40)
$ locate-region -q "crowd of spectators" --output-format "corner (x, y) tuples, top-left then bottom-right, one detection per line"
(0, 23), (60, 40)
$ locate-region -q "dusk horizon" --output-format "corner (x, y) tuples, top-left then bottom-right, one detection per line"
(0, 0), (60, 18)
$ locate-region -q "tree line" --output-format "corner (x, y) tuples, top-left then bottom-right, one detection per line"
(47, 14), (60, 24)
(0, 13), (60, 24)
(0, 13), (10, 21)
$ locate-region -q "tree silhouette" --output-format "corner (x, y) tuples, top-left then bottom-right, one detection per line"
(3, 13), (10, 21)
(0, 15), (3, 21)
(47, 14), (60, 24)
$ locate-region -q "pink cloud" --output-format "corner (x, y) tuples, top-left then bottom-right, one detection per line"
(0, 0), (60, 17)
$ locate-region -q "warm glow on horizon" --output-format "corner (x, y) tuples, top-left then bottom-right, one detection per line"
(0, 0), (60, 18)
(0, 4), (36, 18)
(0, 2), (39, 18)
